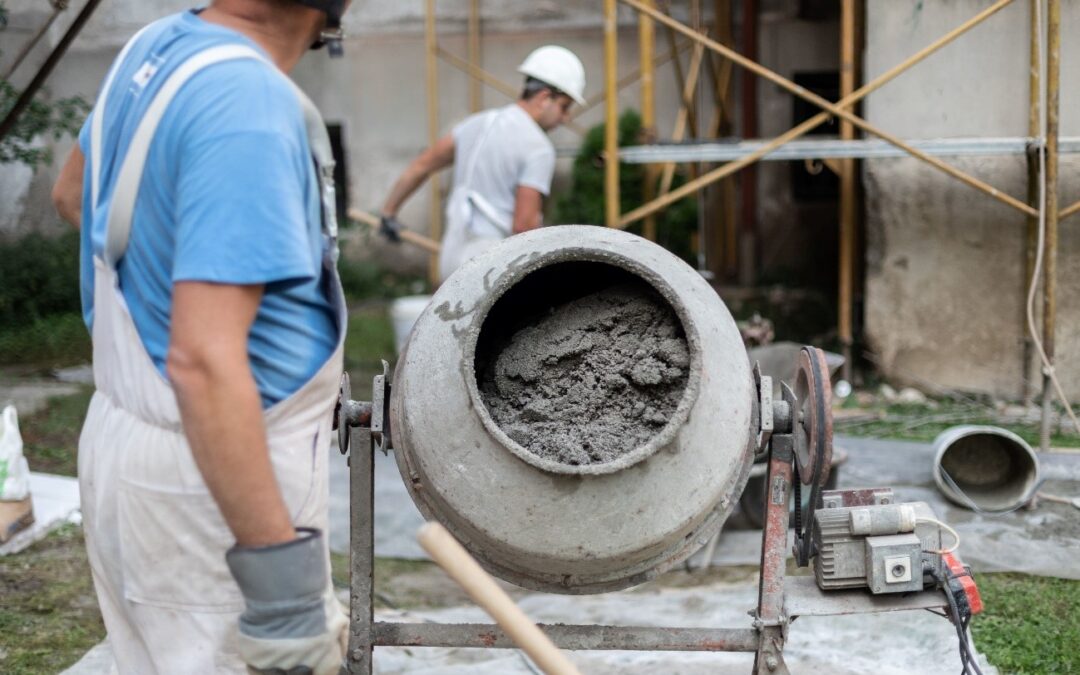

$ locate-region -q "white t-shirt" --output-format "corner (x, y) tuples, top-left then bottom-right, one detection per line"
(449, 104), (556, 234)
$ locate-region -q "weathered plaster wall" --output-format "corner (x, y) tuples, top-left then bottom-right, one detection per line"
(2, 1), (838, 277)
(0, 0), (687, 249)
(864, 0), (1080, 399)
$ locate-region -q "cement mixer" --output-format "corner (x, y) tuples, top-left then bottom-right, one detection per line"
(335, 226), (984, 674)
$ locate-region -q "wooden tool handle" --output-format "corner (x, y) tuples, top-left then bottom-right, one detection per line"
(417, 522), (583, 675)
(346, 208), (442, 255)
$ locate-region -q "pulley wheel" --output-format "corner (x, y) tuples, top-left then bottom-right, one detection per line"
(792, 346), (833, 487)
(336, 372), (351, 456)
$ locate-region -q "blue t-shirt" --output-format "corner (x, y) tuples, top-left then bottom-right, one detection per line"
(78, 11), (338, 407)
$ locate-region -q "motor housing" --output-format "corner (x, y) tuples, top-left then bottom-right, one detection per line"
(812, 489), (946, 594)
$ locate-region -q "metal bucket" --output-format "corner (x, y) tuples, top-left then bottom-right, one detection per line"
(932, 425), (1040, 512)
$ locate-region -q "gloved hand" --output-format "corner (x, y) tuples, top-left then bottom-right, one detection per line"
(226, 528), (348, 675)
(379, 213), (403, 243)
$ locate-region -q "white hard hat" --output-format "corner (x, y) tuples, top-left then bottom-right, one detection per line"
(517, 45), (586, 106)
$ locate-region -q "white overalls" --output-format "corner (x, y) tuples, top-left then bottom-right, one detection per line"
(438, 108), (514, 283)
(78, 40), (346, 674)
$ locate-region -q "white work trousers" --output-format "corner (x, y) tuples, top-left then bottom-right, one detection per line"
(78, 254), (343, 673)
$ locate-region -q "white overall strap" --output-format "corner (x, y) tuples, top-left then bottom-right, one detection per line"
(90, 23), (154, 215)
(462, 108), (501, 188)
(455, 108), (512, 236)
(467, 190), (511, 236)
(104, 44), (266, 267)
(279, 79), (338, 242)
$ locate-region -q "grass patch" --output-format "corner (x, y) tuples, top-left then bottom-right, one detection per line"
(7, 307), (395, 478)
(338, 257), (428, 303)
(971, 573), (1080, 674)
(344, 305), (397, 391)
(19, 387), (92, 477)
(835, 399), (1080, 449)
(330, 550), (350, 590)
(0, 313), (90, 371)
(0, 525), (104, 674)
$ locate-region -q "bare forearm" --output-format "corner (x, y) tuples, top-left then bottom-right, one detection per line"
(512, 186), (544, 234)
(52, 145), (84, 229)
(381, 164), (429, 217)
(170, 356), (295, 547)
(512, 213), (541, 234)
(168, 280), (295, 548)
(383, 135), (456, 217)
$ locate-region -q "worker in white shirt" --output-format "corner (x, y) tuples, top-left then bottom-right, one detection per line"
(379, 45), (586, 282)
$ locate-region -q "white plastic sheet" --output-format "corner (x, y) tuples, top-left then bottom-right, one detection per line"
(0, 405), (30, 501)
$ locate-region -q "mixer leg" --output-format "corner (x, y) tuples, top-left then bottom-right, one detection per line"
(754, 626), (790, 674)
(752, 436), (794, 674)
(345, 438), (376, 674)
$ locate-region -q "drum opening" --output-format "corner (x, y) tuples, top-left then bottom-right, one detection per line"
(474, 260), (691, 471)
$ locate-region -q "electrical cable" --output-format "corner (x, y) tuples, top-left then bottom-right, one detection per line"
(928, 567), (984, 675)
(916, 517), (960, 554)
(946, 567), (983, 675)
(937, 566), (981, 675)
(936, 467), (1049, 516)
(1026, 0), (1080, 438)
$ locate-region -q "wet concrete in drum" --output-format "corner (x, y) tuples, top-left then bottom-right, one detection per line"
(478, 284), (689, 466)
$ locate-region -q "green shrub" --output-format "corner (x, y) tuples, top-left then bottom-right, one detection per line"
(0, 313), (90, 368)
(0, 230), (81, 327)
(0, 79), (89, 166)
(553, 109), (698, 264)
(337, 255), (428, 302)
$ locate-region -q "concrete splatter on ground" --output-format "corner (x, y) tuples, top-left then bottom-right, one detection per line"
(478, 284), (689, 466)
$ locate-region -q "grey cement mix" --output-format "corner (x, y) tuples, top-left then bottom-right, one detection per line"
(477, 284), (689, 467)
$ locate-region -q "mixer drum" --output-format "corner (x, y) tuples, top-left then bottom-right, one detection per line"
(390, 226), (755, 593)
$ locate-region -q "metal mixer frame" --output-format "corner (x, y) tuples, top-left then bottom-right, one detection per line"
(337, 349), (950, 674)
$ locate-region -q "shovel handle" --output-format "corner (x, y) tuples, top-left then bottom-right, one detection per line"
(417, 522), (582, 675)
(346, 208), (442, 255)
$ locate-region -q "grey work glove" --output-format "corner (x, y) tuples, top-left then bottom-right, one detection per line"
(226, 528), (348, 675)
(379, 213), (403, 243)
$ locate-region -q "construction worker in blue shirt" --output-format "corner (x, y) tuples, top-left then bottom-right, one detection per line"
(52, 1), (351, 672)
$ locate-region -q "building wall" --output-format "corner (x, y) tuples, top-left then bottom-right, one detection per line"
(0, 0), (692, 250)
(756, 9), (839, 286)
(864, 0), (1080, 399)
(2, 1), (843, 277)
(8, 0), (1074, 399)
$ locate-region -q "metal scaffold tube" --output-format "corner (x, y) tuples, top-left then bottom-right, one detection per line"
(614, 0), (1032, 228)
(604, 0), (620, 228)
(838, 0), (859, 384)
(640, 0), (657, 241)
(1040, 0), (1060, 451)
(424, 0), (442, 285)
(1023, 0), (1042, 402)
(468, 0), (481, 113)
(0, 0), (103, 144)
